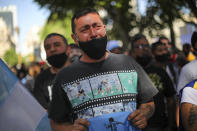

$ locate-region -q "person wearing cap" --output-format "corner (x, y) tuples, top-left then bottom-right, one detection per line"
(107, 40), (123, 54)
(67, 43), (82, 63)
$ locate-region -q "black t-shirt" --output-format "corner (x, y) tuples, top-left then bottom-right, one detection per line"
(33, 68), (56, 109)
(48, 53), (158, 123)
(144, 65), (176, 128)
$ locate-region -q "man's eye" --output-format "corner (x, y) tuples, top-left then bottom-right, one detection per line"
(45, 45), (50, 50)
(81, 29), (87, 32)
(54, 42), (61, 46)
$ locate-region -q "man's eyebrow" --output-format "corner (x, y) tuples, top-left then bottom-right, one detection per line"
(53, 41), (61, 44)
(79, 22), (101, 30)
(79, 25), (90, 30)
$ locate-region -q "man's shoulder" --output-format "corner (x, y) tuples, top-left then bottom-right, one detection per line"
(56, 61), (81, 78)
(185, 79), (197, 89)
(36, 68), (53, 80)
(182, 60), (197, 71)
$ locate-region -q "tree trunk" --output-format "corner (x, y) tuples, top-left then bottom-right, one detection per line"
(113, 21), (129, 48)
(169, 21), (176, 48)
(107, 10), (130, 49)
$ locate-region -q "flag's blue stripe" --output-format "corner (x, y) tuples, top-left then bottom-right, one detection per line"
(35, 113), (52, 131)
(0, 59), (51, 131)
(0, 59), (18, 108)
(0, 81), (47, 131)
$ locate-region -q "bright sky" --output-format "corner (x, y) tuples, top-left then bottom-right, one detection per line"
(0, 0), (50, 54)
(138, 0), (147, 15)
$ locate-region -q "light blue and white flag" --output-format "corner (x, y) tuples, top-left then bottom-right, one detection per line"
(0, 59), (51, 131)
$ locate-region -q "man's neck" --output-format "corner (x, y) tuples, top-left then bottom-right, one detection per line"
(50, 67), (59, 74)
(80, 52), (109, 63)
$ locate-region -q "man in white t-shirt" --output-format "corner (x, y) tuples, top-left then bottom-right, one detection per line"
(177, 31), (197, 94)
(179, 79), (197, 131)
(176, 31), (197, 128)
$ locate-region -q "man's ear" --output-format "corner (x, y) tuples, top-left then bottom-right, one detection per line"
(66, 45), (71, 56)
(103, 24), (106, 29)
(71, 34), (78, 44)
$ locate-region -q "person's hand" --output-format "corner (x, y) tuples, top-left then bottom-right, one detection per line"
(72, 118), (90, 131)
(128, 109), (147, 129)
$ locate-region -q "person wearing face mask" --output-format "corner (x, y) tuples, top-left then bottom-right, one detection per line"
(130, 34), (176, 131)
(129, 34), (153, 68)
(151, 41), (179, 90)
(33, 33), (70, 110)
(48, 8), (158, 131)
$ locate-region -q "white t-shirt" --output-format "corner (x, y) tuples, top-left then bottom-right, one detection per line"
(181, 87), (197, 105)
(177, 60), (197, 94)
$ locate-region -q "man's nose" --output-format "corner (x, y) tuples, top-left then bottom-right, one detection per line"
(89, 27), (97, 39)
(49, 46), (56, 54)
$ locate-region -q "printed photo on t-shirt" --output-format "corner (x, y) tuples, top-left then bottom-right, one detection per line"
(89, 74), (122, 98)
(78, 108), (94, 119)
(63, 80), (93, 106)
(63, 71), (138, 118)
(93, 103), (124, 117)
(118, 72), (137, 93)
(123, 101), (136, 113)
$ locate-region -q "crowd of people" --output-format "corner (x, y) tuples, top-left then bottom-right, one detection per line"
(10, 7), (197, 131)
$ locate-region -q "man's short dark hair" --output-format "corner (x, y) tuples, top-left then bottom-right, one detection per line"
(130, 34), (147, 50)
(191, 31), (197, 50)
(44, 33), (68, 46)
(151, 41), (164, 53)
(71, 8), (99, 34)
(159, 36), (168, 42)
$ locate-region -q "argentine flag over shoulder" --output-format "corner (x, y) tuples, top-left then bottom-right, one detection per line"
(0, 59), (51, 131)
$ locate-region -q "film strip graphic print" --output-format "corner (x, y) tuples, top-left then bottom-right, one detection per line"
(74, 93), (136, 113)
(63, 70), (138, 118)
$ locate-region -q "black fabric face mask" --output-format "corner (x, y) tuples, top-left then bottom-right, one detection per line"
(155, 53), (170, 63)
(47, 52), (67, 68)
(136, 55), (152, 67)
(78, 35), (107, 60)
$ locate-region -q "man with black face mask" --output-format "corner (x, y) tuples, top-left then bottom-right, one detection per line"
(130, 34), (176, 131)
(49, 8), (158, 131)
(151, 41), (179, 89)
(33, 33), (70, 110)
(129, 34), (153, 68)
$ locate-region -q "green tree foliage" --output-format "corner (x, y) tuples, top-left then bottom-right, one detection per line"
(34, 0), (197, 49)
(143, 0), (197, 48)
(34, 0), (135, 48)
(3, 48), (18, 67)
(39, 12), (74, 44)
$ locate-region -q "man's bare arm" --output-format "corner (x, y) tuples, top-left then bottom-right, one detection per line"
(128, 101), (155, 129)
(139, 101), (155, 119)
(181, 103), (197, 131)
